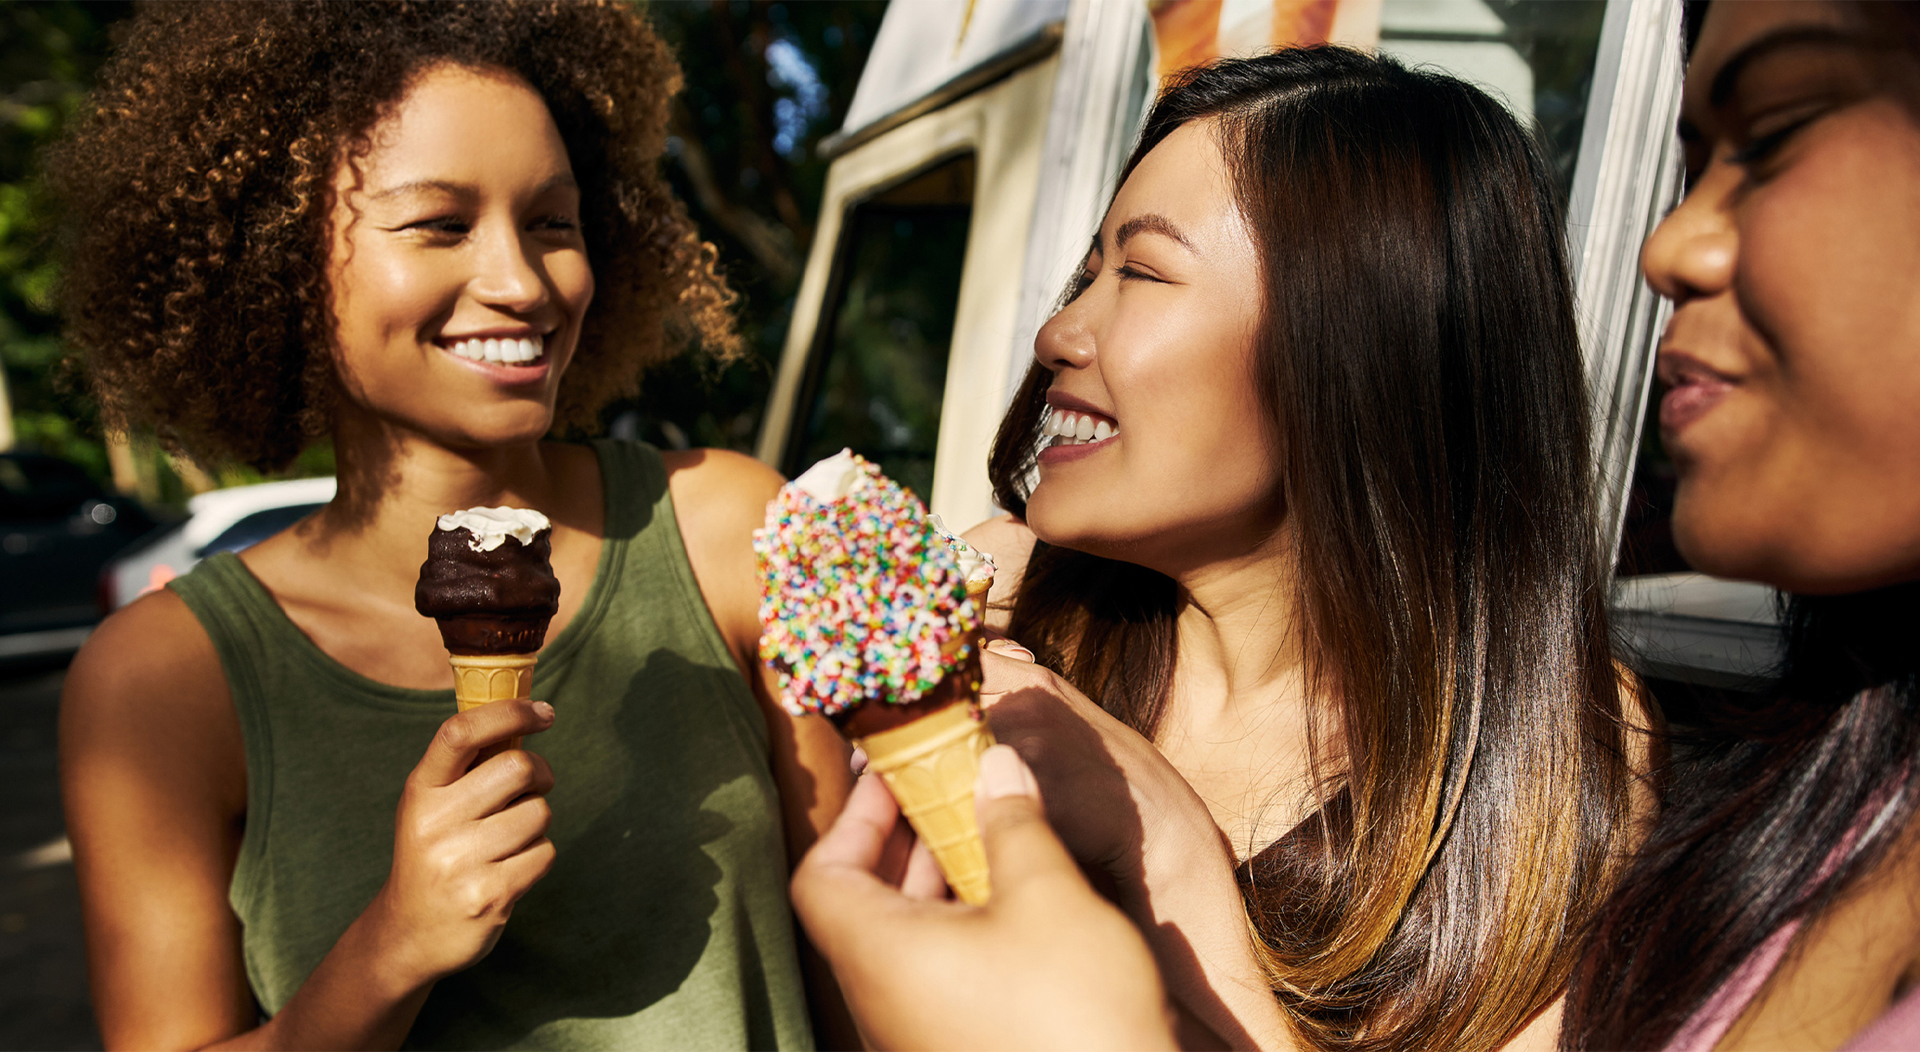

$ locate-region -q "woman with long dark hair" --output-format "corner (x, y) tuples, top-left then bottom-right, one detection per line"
(940, 47), (1644, 1050)
(1562, 2), (1920, 1048)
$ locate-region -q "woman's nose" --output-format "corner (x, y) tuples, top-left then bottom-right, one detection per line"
(470, 225), (551, 315)
(1034, 296), (1095, 371)
(1642, 168), (1738, 305)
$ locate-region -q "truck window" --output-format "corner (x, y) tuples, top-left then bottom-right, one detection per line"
(1375, 0), (1606, 193)
(783, 153), (977, 502)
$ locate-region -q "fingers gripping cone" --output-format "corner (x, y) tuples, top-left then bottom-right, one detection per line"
(448, 653), (538, 756)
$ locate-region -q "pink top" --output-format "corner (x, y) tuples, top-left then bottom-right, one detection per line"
(1667, 931), (1920, 1051)
(1843, 986), (1920, 1051)
(1661, 919), (1808, 1051)
(1663, 741), (1904, 1052)
(1663, 919), (1920, 1051)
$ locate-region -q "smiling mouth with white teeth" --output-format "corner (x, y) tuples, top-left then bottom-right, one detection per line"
(1042, 407), (1118, 447)
(445, 333), (547, 365)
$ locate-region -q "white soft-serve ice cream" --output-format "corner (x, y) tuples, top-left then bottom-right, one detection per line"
(435, 507), (552, 552)
(791, 447), (864, 501)
(928, 514), (996, 596)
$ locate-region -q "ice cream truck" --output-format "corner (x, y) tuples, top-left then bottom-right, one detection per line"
(757, 0), (1773, 694)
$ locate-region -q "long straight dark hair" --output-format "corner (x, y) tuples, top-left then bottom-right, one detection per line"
(1561, 5), (1920, 1047)
(987, 49), (1632, 1051)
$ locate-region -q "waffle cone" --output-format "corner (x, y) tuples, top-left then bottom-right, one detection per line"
(855, 697), (997, 905)
(448, 652), (538, 755)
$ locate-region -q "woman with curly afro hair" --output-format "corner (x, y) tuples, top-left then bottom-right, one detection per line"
(52, 4), (852, 1048)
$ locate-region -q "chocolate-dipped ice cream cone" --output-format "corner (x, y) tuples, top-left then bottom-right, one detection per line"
(415, 507), (560, 758)
(755, 451), (998, 903)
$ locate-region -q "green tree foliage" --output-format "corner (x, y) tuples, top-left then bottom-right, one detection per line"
(630, 0), (886, 454)
(0, 1), (131, 479)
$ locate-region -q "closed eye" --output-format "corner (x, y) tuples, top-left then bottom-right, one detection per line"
(1728, 109), (1824, 169)
(400, 215), (471, 237)
(1114, 264), (1163, 283)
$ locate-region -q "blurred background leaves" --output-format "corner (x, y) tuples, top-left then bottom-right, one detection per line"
(625, 0), (885, 455)
(0, 1), (131, 483)
(0, 0), (888, 507)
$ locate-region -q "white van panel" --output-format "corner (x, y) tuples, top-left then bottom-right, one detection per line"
(840, 0), (1070, 145)
(758, 56), (1060, 526)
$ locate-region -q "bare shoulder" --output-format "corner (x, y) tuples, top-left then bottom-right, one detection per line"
(962, 514), (1035, 577)
(962, 515), (1036, 629)
(962, 512), (1033, 549)
(1494, 995), (1564, 1052)
(661, 449), (784, 669)
(663, 448), (784, 531)
(61, 586), (245, 824)
(65, 588), (232, 735)
(62, 588), (252, 1049)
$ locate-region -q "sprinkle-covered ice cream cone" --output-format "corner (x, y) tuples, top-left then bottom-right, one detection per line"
(755, 451), (1000, 902)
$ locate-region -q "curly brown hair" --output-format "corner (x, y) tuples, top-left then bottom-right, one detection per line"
(47, 0), (738, 473)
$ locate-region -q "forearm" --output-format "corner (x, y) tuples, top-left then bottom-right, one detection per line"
(206, 899), (433, 1052)
(1125, 830), (1296, 1052)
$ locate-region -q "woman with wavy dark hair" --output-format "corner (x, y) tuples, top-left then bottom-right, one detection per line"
(943, 47), (1645, 1051)
(1562, 2), (1920, 1049)
(51, 4), (849, 1049)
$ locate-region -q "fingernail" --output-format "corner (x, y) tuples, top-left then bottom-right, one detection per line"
(976, 744), (1038, 801)
(533, 701), (555, 720)
(985, 638), (1035, 663)
(849, 747), (868, 776)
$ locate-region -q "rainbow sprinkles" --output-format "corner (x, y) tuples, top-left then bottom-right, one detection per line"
(754, 450), (978, 719)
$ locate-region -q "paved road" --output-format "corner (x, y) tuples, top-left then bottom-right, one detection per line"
(0, 663), (102, 1051)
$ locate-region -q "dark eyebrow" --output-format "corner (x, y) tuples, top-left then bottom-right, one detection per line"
(371, 179), (474, 202)
(1708, 25), (1868, 107)
(1112, 213), (1194, 252)
(369, 173), (579, 201)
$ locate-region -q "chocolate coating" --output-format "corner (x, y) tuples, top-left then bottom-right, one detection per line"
(415, 526), (561, 655)
(829, 648), (981, 738)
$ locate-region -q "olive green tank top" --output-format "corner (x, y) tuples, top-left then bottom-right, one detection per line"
(169, 440), (813, 1051)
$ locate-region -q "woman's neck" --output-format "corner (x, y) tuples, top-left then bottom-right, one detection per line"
(308, 405), (571, 583)
(1155, 524), (1331, 856)
(1167, 527), (1307, 718)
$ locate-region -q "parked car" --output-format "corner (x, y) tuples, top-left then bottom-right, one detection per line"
(101, 476), (336, 611)
(0, 452), (160, 661)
